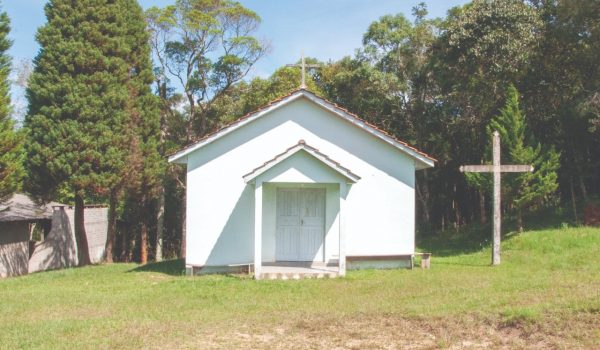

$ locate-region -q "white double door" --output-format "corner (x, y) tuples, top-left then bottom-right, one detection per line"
(276, 188), (325, 262)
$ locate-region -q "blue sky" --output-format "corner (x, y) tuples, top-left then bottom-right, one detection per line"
(4, 0), (468, 79)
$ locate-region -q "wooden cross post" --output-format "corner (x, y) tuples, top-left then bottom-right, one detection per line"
(286, 51), (321, 89)
(459, 131), (533, 265)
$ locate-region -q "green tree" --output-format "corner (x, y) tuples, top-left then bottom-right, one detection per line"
(489, 85), (560, 231)
(102, 0), (164, 264)
(0, 5), (21, 199)
(211, 59), (324, 125)
(525, 0), (600, 219)
(146, 0), (267, 139)
(146, 0), (266, 258)
(24, 0), (150, 265)
(427, 0), (542, 227)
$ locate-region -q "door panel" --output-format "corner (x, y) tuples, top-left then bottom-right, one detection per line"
(276, 188), (325, 261)
(276, 189), (300, 261)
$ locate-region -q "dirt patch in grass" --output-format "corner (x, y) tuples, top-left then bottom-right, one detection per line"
(175, 311), (599, 349)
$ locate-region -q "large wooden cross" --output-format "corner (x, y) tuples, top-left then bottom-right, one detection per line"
(459, 131), (533, 265)
(286, 51), (321, 89)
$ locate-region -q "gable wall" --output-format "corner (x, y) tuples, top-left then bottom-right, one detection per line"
(185, 97), (415, 267)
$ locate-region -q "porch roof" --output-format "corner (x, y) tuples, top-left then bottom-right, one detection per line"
(242, 140), (361, 184)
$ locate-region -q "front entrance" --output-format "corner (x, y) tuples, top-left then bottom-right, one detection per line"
(276, 188), (325, 261)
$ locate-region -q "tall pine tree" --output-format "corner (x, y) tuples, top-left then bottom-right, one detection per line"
(121, 0), (163, 264)
(0, 5), (22, 200)
(102, 0), (163, 264)
(489, 85), (560, 231)
(24, 0), (156, 265)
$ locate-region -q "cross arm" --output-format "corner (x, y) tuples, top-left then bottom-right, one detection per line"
(286, 64), (321, 68)
(459, 165), (534, 173)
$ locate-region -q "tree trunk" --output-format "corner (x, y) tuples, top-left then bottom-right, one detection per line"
(186, 93), (196, 142)
(517, 208), (523, 233)
(441, 214), (446, 232)
(416, 182), (431, 223)
(140, 217), (148, 265)
(74, 194), (91, 266)
(416, 171), (431, 223)
(452, 182), (460, 230)
(199, 112), (207, 138)
(104, 190), (118, 263)
(579, 175), (588, 203)
(570, 175), (579, 224)
(155, 188), (164, 262)
(479, 191), (487, 224)
(120, 223), (130, 262)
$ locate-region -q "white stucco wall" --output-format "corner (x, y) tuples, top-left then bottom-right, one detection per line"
(184, 96), (416, 267)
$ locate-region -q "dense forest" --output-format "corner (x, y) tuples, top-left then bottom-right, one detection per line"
(0, 0), (598, 263)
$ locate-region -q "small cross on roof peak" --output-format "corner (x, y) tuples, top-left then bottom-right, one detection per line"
(286, 51), (322, 89)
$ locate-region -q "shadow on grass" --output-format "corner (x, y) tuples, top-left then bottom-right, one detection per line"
(417, 204), (578, 258)
(417, 221), (493, 257)
(129, 259), (186, 276)
(128, 260), (254, 280)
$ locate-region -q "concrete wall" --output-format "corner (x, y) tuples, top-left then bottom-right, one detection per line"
(29, 207), (77, 273)
(29, 206), (108, 273)
(65, 207), (108, 264)
(0, 221), (30, 278)
(185, 96), (416, 268)
(1, 206), (108, 278)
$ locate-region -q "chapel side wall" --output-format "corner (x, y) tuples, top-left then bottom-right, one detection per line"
(185, 97), (418, 267)
(0, 222), (30, 278)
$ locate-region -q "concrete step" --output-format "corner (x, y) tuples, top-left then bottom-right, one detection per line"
(262, 272), (338, 280)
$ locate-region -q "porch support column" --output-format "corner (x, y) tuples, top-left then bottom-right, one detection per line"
(338, 182), (347, 276)
(254, 180), (263, 280)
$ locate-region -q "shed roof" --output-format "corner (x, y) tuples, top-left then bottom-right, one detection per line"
(0, 194), (64, 223)
(168, 88), (436, 169)
(242, 140), (361, 183)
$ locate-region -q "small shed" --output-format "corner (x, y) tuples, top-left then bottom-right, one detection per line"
(0, 194), (56, 277)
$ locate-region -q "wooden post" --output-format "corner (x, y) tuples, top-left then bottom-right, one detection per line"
(338, 182), (347, 277)
(492, 131), (501, 265)
(254, 181), (263, 280)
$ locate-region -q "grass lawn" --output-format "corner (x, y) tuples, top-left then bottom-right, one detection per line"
(0, 226), (599, 349)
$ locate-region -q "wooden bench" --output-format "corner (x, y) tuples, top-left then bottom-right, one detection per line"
(414, 252), (431, 269)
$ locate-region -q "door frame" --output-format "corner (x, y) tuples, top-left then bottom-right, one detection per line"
(275, 186), (326, 262)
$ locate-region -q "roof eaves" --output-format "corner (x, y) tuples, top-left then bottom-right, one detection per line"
(167, 88), (436, 168)
(300, 91), (437, 166)
(167, 89), (306, 163)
